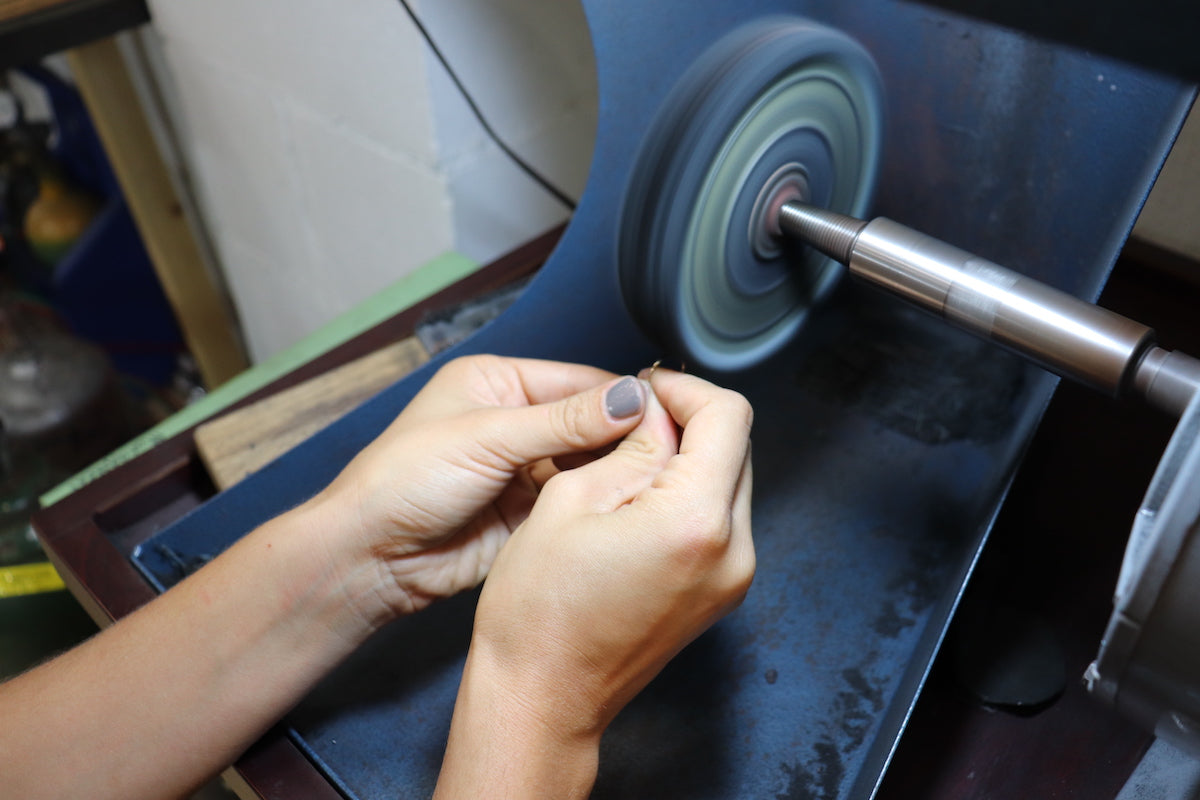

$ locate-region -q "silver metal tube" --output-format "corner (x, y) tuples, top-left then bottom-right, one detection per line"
(776, 202), (1200, 414)
(849, 218), (1155, 397)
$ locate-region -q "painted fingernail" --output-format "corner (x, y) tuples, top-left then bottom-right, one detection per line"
(605, 377), (644, 419)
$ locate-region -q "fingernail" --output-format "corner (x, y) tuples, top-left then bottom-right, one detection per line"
(605, 377), (644, 419)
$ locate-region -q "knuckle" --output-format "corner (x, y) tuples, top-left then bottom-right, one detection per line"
(619, 430), (660, 460)
(671, 512), (755, 608)
(434, 355), (477, 384)
(669, 506), (731, 564)
(440, 354), (477, 374)
(538, 468), (588, 506)
(727, 545), (757, 600)
(720, 388), (754, 432)
(439, 354), (505, 384)
(548, 395), (594, 449)
(678, 377), (753, 430)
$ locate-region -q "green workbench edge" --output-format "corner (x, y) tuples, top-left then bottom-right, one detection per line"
(40, 251), (479, 509)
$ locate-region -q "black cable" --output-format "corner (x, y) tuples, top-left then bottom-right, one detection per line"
(396, 0), (577, 212)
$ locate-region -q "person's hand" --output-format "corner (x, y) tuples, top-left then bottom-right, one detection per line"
(309, 354), (650, 621)
(434, 368), (754, 798)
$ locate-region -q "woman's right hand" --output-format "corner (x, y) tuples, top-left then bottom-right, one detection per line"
(435, 368), (755, 798)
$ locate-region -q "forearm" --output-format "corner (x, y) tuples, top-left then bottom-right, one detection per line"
(0, 494), (385, 800)
(434, 642), (602, 799)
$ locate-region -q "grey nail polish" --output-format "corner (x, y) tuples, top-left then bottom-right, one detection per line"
(605, 377), (643, 419)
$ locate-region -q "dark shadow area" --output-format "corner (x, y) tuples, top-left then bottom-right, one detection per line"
(877, 254), (1200, 799)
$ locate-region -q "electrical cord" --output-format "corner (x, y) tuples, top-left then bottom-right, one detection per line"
(396, 0), (577, 212)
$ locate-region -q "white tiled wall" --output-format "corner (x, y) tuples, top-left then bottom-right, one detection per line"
(142, 0), (597, 362)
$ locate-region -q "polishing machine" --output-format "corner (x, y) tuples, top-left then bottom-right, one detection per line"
(614, 12), (1200, 759)
(118, 5), (1198, 795)
(771, 201), (1200, 756)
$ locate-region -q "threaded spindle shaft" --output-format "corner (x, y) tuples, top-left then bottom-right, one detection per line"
(777, 202), (867, 264)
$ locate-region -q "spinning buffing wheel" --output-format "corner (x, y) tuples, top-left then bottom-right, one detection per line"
(620, 18), (883, 371)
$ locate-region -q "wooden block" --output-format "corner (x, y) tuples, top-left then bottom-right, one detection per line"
(195, 338), (429, 490)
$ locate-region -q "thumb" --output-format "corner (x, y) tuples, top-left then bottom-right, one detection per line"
(554, 383), (678, 512)
(472, 375), (648, 468)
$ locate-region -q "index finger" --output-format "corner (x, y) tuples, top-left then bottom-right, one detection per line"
(507, 357), (624, 405)
(438, 355), (621, 409)
(644, 369), (753, 502)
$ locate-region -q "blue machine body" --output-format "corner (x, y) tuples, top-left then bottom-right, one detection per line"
(132, 2), (1193, 797)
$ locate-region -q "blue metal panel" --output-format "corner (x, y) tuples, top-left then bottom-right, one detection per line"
(133, 2), (1192, 797)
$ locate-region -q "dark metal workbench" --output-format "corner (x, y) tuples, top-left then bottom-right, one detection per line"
(32, 234), (1200, 799)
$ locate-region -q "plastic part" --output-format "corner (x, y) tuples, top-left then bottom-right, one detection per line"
(619, 17), (883, 371)
(1086, 391), (1200, 755)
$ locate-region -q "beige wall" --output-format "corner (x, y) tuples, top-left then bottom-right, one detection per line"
(140, 0), (597, 362)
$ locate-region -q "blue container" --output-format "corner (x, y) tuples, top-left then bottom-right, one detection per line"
(16, 65), (184, 386)
(52, 195), (183, 386)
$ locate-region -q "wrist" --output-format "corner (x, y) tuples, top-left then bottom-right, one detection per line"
(261, 490), (400, 637)
(435, 640), (603, 799)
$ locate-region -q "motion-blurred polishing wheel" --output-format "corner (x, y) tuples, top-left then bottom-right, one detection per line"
(619, 18), (884, 371)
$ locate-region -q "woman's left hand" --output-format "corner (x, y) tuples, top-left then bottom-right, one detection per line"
(312, 354), (649, 621)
